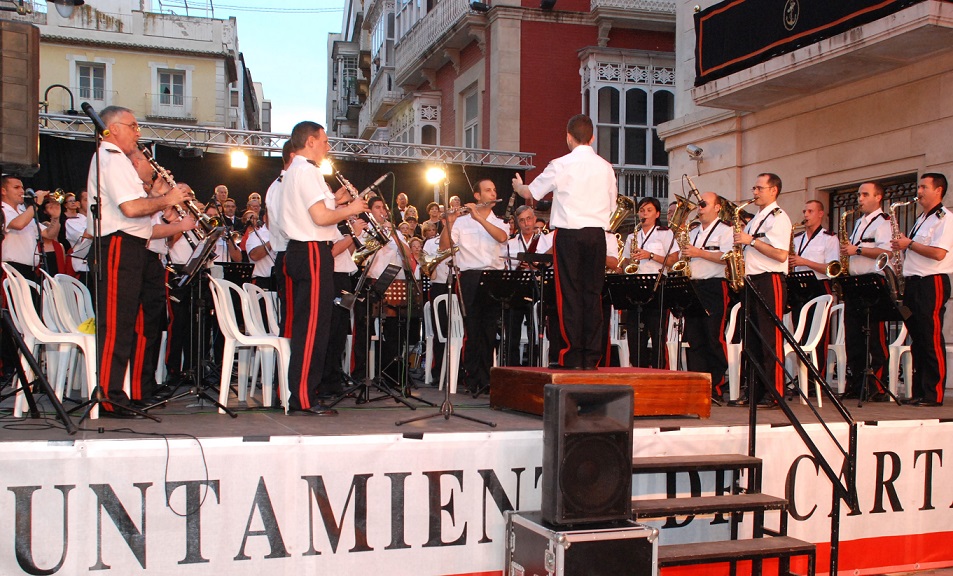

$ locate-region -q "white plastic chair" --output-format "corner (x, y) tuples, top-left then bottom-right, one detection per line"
(242, 283), (283, 406)
(725, 302), (743, 401)
(888, 323), (913, 399)
(2, 263), (99, 418)
(2, 277), (41, 407)
(783, 294), (833, 406)
(423, 300), (434, 385)
(208, 278), (289, 413)
(433, 293), (463, 394)
(666, 313), (689, 371)
(826, 303), (847, 394)
(609, 306), (629, 367)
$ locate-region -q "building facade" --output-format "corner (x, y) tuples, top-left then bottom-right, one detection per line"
(16, 0), (263, 130)
(328, 0), (677, 196)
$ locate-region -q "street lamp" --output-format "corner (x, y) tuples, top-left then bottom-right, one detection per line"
(41, 83), (78, 115)
(0, 0), (85, 17)
(49, 0), (84, 18)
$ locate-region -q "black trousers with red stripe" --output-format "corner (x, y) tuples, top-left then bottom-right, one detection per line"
(272, 251), (292, 339)
(128, 253), (166, 399)
(905, 274), (950, 404)
(745, 272), (787, 401)
(285, 240), (334, 410)
(844, 297), (888, 396)
(684, 278), (730, 395)
(320, 271), (353, 394)
(459, 270), (500, 392)
(94, 232), (149, 410)
(553, 228), (606, 369)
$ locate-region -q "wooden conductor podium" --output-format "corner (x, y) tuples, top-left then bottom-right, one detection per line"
(490, 367), (711, 418)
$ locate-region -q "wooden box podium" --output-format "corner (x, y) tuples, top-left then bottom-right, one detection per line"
(489, 366), (711, 419)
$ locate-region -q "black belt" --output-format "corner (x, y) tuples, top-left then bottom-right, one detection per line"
(904, 274), (943, 283)
(749, 271), (783, 278)
(288, 239), (333, 247)
(106, 230), (148, 246)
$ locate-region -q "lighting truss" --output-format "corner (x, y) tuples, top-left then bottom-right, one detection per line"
(39, 112), (535, 169)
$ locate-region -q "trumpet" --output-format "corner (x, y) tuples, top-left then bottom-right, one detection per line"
(421, 246), (460, 276)
(327, 161), (390, 248)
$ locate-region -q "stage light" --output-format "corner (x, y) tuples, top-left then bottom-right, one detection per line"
(230, 149), (248, 169)
(319, 159), (333, 176)
(425, 166), (447, 185)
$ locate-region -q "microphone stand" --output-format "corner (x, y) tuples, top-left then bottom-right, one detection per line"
(397, 178), (495, 428)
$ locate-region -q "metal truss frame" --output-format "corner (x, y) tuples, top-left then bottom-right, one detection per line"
(39, 112), (535, 169)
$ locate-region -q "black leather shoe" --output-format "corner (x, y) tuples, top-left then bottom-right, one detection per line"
(290, 404), (338, 416)
(902, 397), (924, 405)
(727, 398), (749, 407)
(868, 392), (889, 403)
(914, 400), (942, 407)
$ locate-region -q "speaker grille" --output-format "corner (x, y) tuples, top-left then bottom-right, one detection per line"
(559, 431), (630, 520)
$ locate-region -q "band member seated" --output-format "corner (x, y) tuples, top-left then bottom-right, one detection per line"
(788, 199), (838, 382)
(840, 182), (891, 400)
(620, 197), (677, 368)
(440, 178), (508, 392)
(679, 192), (733, 398)
(502, 205), (539, 366)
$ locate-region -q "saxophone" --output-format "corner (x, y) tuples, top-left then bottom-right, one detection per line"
(885, 200), (915, 299)
(722, 198), (756, 292)
(668, 221), (695, 277)
(788, 219), (806, 273)
(835, 207), (858, 278)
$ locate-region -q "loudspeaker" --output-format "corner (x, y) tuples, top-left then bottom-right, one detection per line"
(542, 384), (633, 526)
(0, 20), (40, 177)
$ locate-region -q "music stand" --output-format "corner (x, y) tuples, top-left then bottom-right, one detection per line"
(220, 262), (254, 287)
(604, 274), (658, 368)
(787, 271), (823, 313)
(835, 273), (905, 407)
(519, 253), (554, 366)
(661, 275), (708, 372)
(146, 230), (238, 417)
(473, 269), (535, 395)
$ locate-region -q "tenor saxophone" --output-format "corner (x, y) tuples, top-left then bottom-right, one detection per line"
(833, 207), (858, 278)
(722, 198), (756, 292)
(885, 200), (915, 299)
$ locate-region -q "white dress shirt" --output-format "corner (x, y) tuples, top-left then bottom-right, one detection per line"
(903, 205), (953, 276)
(264, 172), (288, 252)
(848, 209), (891, 276)
(793, 227), (839, 279)
(527, 145), (617, 230)
(278, 156), (337, 242)
(423, 236), (449, 284)
(622, 225), (677, 275)
(87, 141), (152, 239)
(504, 232), (538, 270)
(448, 213), (508, 271)
(246, 225), (277, 278)
(743, 201), (791, 275)
(2, 202), (42, 266)
(688, 220), (733, 279)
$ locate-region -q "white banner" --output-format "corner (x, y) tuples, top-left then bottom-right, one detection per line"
(2, 421), (953, 575)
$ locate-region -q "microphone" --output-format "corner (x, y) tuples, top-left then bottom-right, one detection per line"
(81, 102), (110, 137)
(685, 174), (706, 208)
(24, 188), (35, 198)
(360, 173), (389, 197)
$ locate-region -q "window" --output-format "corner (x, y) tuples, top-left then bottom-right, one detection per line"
(230, 89), (239, 108)
(77, 63), (105, 101)
(463, 86), (479, 149)
(421, 125), (437, 145)
(159, 70), (185, 106)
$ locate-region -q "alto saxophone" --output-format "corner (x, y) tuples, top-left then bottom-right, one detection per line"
(886, 200), (915, 299)
(834, 207), (858, 278)
(668, 221), (694, 278)
(722, 198), (756, 292)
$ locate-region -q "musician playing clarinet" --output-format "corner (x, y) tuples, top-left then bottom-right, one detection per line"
(503, 205), (538, 365)
(440, 178), (508, 392)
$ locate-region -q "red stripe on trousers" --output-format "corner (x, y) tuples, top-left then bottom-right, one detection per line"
(100, 236), (123, 409)
(131, 308), (145, 399)
(551, 231), (571, 366)
(298, 243), (322, 409)
(932, 275), (946, 403)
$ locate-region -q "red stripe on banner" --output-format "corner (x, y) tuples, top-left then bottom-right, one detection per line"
(100, 236), (122, 408)
(552, 231), (570, 366)
(932, 275), (946, 403)
(131, 307), (145, 399)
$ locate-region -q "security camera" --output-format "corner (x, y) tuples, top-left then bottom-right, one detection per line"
(686, 144), (704, 159)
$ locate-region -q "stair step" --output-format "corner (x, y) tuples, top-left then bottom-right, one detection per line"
(658, 536), (815, 567)
(632, 493), (788, 518)
(632, 454), (761, 474)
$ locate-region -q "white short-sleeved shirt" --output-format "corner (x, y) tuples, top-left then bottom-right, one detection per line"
(278, 156), (337, 242)
(535, 232), (554, 254)
(87, 141), (152, 239)
(743, 202), (792, 275)
(448, 213), (508, 271)
(246, 225), (277, 278)
(2, 202), (42, 266)
(366, 231), (409, 280)
(903, 205), (953, 276)
(147, 212), (168, 256)
(793, 228), (839, 280)
(689, 219), (733, 279)
(264, 172), (288, 252)
(622, 225), (677, 275)
(848, 209), (891, 276)
(504, 232), (537, 270)
(332, 230), (359, 275)
(168, 236), (193, 266)
(527, 145), (617, 230)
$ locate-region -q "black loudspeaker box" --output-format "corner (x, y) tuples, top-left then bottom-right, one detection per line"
(542, 384), (634, 526)
(0, 20), (40, 177)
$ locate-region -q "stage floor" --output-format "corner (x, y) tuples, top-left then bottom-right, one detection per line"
(2, 381), (950, 442)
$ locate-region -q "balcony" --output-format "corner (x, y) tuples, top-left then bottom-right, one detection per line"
(394, 0), (486, 87)
(693, 0), (953, 112)
(145, 93), (197, 122)
(358, 103), (377, 140)
(591, 0), (676, 36)
(368, 68), (403, 123)
(615, 167), (668, 199)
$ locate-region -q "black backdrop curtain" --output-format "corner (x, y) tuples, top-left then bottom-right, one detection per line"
(21, 134), (526, 218)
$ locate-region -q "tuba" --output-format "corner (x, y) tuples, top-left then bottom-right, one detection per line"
(421, 246), (459, 277)
(608, 195), (636, 233)
(722, 198), (756, 292)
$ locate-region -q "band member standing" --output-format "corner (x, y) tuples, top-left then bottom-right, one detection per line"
(733, 173), (792, 406)
(512, 114), (616, 370)
(502, 205), (538, 365)
(620, 197), (677, 368)
(441, 178), (508, 391)
(88, 106), (188, 415)
(840, 182), (892, 399)
(1, 177), (58, 283)
(891, 173), (953, 406)
(277, 121), (366, 415)
(265, 141), (294, 337)
(789, 199), (839, 380)
(246, 211), (276, 291)
(680, 192), (733, 398)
